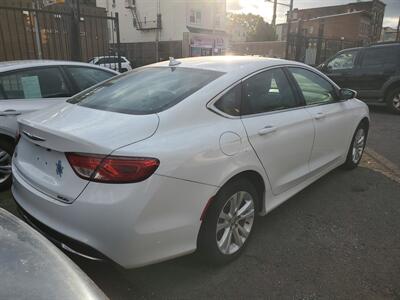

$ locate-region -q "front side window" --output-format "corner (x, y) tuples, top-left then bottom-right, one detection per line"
(68, 67), (223, 115)
(242, 68), (297, 115)
(327, 50), (358, 71)
(0, 67), (70, 100)
(289, 67), (336, 105)
(65, 66), (115, 91)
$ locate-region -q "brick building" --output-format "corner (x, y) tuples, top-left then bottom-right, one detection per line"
(287, 0), (386, 43)
(299, 11), (372, 42)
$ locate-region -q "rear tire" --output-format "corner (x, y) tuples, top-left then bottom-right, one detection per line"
(343, 121), (368, 170)
(197, 178), (259, 265)
(0, 139), (13, 192)
(385, 86), (400, 114)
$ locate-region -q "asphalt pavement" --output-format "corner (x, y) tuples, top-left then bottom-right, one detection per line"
(1, 106), (399, 299)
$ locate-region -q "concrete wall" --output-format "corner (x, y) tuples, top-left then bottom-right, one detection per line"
(229, 41), (286, 59)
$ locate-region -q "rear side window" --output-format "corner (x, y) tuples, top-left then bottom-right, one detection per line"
(65, 66), (115, 91)
(214, 84), (242, 116)
(0, 67), (70, 100)
(97, 57), (117, 64)
(68, 67), (224, 115)
(361, 47), (399, 67)
(97, 57), (126, 64)
(242, 68), (297, 115)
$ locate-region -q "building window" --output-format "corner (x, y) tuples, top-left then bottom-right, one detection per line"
(190, 10), (195, 23)
(215, 15), (221, 27)
(196, 11), (202, 24)
(190, 10), (202, 25)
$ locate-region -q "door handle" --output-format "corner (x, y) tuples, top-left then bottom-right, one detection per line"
(314, 112), (326, 120)
(258, 125), (277, 136)
(0, 110), (21, 116)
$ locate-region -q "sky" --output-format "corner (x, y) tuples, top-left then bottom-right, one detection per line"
(227, 0), (400, 28)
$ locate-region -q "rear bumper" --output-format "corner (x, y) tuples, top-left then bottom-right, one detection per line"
(12, 165), (217, 268)
(16, 202), (106, 261)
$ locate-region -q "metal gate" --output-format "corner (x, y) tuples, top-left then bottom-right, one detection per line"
(0, 3), (122, 71)
(287, 33), (364, 66)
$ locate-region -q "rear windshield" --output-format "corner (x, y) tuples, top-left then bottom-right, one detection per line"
(68, 67), (224, 115)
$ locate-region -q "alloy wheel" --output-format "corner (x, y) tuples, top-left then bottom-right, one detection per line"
(0, 149), (12, 184)
(392, 92), (400, 112)
(352, 128), (366, 164)
(216, 191), (255, 255)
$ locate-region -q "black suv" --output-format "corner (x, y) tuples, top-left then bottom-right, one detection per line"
(318, 42), (400, 114)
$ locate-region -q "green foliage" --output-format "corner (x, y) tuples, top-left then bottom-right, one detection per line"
(228, 12), (277, 42)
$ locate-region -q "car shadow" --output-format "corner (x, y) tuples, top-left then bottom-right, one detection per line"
(368, 104), (396, 116)
(71, 166), (400, 299)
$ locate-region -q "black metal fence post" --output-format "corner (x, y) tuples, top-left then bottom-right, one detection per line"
(70, 0), (81, 61)
(115, 12), (121, 72)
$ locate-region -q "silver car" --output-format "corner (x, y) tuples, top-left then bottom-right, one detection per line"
(0, 207), (107, 300)
(0, 60), (118, 191)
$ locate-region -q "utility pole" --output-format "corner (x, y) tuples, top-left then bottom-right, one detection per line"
(397, 16), (400, 42)
(272, 0), (278, 27)
(266, 0), (279, 27)
(285, 0), (294, 59)
(265, 0), (293, 58)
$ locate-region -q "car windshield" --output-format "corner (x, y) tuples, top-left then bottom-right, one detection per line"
(68, 67), (224, 115)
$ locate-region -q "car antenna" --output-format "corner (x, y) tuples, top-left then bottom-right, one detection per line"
(169, 57), (181, 67)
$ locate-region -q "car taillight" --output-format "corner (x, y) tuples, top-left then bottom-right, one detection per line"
(66, 153), (159, 183)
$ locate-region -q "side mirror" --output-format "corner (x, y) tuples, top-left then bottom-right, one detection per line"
(339, 88), (357, 100)
(325, 64), (334, 73)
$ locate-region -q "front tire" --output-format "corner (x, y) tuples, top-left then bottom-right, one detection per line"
(343, 122), (368, 170)
(197, 178), (259, 265)
(0, 139), (13, 192)
(385, 86), (400, 114)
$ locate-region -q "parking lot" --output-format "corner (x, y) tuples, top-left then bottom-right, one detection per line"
(1, 106), (399, 299)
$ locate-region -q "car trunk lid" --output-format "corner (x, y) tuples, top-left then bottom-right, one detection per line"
(14, 103), (159, 202)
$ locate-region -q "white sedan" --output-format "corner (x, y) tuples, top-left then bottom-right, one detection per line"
(12, 56), (369, 268)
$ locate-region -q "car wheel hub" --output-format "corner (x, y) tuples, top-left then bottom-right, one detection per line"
(393, 93), (400, 111)
(352, 128), (365, 164)
(0, 149), (12, 184)
(216, 191), (255, 255)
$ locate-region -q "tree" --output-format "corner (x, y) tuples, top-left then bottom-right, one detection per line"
(228, 13), (277, 42)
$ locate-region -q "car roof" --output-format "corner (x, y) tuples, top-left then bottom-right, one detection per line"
(338, 42), (400, 54)
(90, 56), (127, 59)
(369, 42), (400, 48)
(151, 56), (304, 74)
(0, 59), (119, 74)
(337, 47), (363, 53)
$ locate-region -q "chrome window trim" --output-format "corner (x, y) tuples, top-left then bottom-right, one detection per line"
(206, 63), (343, 119)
